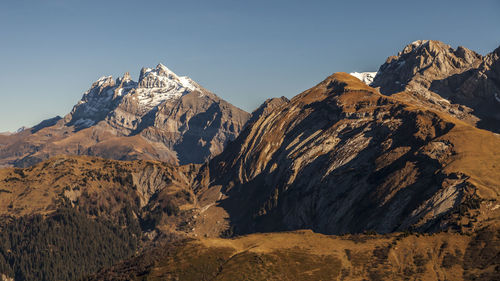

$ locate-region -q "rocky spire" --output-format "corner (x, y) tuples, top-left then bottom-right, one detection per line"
(122, 72), (132, 82)
(116, 72), (135, 89)
(138, 63), (184, 88)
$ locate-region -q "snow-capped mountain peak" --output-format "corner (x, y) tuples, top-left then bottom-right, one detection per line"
(68, 63), (205, 128)
(134, 63), (202, 108)
(93, 76), (114, 87)
(138, 63), (183, 88)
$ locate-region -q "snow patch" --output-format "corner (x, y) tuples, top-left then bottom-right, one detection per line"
(179, 76), (197, 91)
(411, 40), (429, 47)
(95, 76), (113, 86)
(349, 72), (377, 85)
(134, 87), (186, 108)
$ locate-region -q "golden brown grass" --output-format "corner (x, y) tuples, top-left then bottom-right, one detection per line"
(89, 229), (499, 281)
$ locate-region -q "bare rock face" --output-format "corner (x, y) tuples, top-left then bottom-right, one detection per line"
(194, 73), (500, 236)
(373, 40), (483, 94)
(0, 64), (250, 167)
(372, 40), (500, 132)
(0, 155), (199, 236)
(246, 96), (290, 125)
(66, 75), (130, 130)
(144, 91), (251, 164)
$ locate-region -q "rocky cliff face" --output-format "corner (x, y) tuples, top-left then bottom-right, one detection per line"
(193, 73), (500, 236)
(0, 64), (250, 167)
(0, 156), (198, 235)
(372, 40), (500, 132)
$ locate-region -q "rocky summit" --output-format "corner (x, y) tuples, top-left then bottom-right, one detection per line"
(0, 64), (250, 167)
(372, 40), (500, 132)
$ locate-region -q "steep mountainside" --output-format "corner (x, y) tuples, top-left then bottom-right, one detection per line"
(372, 40), (500, 132)
(0, 155), (198, 232)
(0, 156), (200, 280)
(193, 72), (500, 237)
(0, 64), (250, 167)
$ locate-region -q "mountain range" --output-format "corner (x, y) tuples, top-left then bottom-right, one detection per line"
(0, 40), (499, 281)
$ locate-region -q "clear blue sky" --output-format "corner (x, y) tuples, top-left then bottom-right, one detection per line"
(1, 0), (499, 132)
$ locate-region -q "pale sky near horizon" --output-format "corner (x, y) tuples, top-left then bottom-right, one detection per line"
(1, 0), (499, 132)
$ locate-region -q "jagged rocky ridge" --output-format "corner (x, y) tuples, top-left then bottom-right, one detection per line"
(372, 40), (500, 132)
(0, 64), (250, 167)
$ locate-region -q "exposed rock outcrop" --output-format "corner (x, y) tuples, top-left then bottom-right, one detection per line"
(372, 40), (500, 132)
